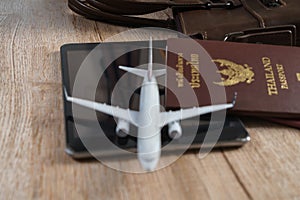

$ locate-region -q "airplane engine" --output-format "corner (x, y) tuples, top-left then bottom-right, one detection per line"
(168, 121), (182, 139)
(116, 119), (130, 137)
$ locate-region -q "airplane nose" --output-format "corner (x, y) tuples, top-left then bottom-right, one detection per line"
(138, 152), (160, 172)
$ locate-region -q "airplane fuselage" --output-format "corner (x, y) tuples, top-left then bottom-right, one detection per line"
(137, 77), (161, 170)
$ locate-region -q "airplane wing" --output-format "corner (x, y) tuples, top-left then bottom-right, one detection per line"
(159, 103), (234, 127)
(64, 88), (139, 126)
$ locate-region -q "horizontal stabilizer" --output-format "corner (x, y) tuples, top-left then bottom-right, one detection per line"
(119, 66), (166, 78)
(119, 66), (147, 78)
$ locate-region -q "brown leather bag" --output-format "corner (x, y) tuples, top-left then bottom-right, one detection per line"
(68, 0), (299, 46)
(174, 0), (298, 46)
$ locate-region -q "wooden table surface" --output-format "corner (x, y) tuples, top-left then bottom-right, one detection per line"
(1, 1), (300, 199)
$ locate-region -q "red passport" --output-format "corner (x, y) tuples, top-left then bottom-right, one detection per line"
(165, 39), (300, 118)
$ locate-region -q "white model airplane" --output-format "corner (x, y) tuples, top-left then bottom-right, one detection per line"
(64, 38), (236, 171)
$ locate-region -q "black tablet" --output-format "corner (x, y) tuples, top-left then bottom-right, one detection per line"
(60, 41), (250, 159)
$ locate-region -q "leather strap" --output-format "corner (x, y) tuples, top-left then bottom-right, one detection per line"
(224, 25), (296, 46)
(240, 0), (266, 27)
(68, 0), (175, 28)
(68, 0), (242, 28)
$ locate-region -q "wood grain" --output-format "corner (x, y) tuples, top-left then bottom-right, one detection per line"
(224, 120), (300, 199)
(0, 0), (300, 199)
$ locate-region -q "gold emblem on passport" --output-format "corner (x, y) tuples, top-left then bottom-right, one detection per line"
(212, 59), (255, 86)
(297, 73), (300, 81)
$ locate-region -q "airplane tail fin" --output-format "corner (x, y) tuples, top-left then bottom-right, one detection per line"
(119, 37), (166, 79)
(147, 37), (153, 80)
